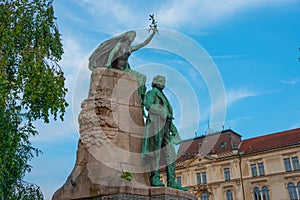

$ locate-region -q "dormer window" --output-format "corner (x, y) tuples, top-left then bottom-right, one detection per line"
(220, 142), (227, 148)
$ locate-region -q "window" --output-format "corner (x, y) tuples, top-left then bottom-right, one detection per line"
(262, 186), (270, 200)
(285, 157), (300, 172)
(253, 187), (261, 200)
(258, 163), (265, 176)
(197, 173), (201, 185)
(253, 186), (270, 200)
(251, 163), (265, 177)
(292, 157), (300, 171)
(224, 168), (230, 181)
(202, 172), (207, 184)
(297, 182), (300, 199)
(288, 182), (298, 200)
(177, 176), (182, 187)
(226, 190), (233, 200)
(251, 164), (258, 177)
(201, 192), (209, 200)
(284, 158), (292, 172)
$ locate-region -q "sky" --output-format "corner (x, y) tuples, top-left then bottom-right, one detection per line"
(24, 0), (300, 199)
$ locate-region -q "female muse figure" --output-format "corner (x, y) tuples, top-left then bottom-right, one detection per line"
(88, 15), (158, 71)
(88, 15), (158, 115)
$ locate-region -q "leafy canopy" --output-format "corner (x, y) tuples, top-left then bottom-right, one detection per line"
(0, 0), (67, 198)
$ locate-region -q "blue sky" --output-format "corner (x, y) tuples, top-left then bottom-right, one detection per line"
(25, 0), (300, 199)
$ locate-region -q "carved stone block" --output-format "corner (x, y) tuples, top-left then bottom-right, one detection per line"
(52, 68), (196, 200)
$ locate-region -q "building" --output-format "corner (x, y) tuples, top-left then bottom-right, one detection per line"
(161, 128), (300, 200)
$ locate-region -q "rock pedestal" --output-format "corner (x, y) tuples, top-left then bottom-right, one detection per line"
(52, 68), (196, 200)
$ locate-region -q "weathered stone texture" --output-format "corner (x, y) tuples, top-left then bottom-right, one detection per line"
(52, 68), (196, 200)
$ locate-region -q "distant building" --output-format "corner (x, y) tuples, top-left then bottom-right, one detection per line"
(160, 128), (300, 200)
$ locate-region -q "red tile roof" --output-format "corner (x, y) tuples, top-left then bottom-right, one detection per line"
(176, 130), (242, 162)
(177, 138), (200, 162)
(240, 128), (300, 154)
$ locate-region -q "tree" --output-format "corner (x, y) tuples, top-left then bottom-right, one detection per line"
(0, 0), (67, 199)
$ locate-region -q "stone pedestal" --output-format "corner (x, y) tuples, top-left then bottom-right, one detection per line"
(52, 68), (196, 200)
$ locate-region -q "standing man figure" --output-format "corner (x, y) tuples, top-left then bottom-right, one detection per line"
(142, 75), (187, 191)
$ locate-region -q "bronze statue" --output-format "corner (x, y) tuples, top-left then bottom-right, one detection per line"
(88, 28), (157, 71)
(142, 75), (187, 191)
(88, 17), (158, 111)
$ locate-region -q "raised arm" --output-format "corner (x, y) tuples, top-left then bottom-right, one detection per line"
(131, 28), (157, 52)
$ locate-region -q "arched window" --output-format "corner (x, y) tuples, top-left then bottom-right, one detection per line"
(253, 187), (261, 200)
(201, 192), (209, 200)
(262, 186), (270, 200)
(226, 190), (233, 200)
(288, 182), (298, 200)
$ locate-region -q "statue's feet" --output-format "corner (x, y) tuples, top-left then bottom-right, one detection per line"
(167, 182), (188, 191)
(150, 179), (165, 187)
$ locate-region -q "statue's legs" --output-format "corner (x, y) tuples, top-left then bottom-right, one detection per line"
(162, 130), (188, 191)
(149, 153), (164, 187)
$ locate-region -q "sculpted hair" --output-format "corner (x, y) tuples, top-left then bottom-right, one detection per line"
(152, 75), (165, 88)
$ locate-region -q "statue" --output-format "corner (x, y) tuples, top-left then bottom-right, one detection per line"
(53, 15), (197, 200)
(88, 28), (157, 71)
(142, 75), (187, 191)
(88, 16), (158, 112)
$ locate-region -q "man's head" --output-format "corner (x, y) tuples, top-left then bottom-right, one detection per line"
(152, 75), (166, 90)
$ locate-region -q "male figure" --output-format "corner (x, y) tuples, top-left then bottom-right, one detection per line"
(142, 75), (187, 191)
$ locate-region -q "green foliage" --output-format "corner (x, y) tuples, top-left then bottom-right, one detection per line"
(6, 180), (43, 200)
(121, 171), (133, 181)
(0, 0), (67, 199)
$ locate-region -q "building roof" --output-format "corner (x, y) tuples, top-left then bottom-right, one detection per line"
(176, 128), (300, 163)
(176, 129), (242, 163)
(240, 128), (300, 154)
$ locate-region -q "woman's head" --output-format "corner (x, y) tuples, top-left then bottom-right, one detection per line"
(120, 30), (136, 43)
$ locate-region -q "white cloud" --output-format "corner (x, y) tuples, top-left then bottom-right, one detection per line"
(226, 88), (259, 106)
(225, 116), (253, 129)
(74, 0), (149, 34)
(59, 35), (91, 119)
(60, 36), (88, 89)
(280, 78), (300, 85)
(54, 2), (88, 25)
(198, 88), (260, 132)
(58, 0), (295, 35)
(158, 0), (292, 29)
(32, 117), (78, 143)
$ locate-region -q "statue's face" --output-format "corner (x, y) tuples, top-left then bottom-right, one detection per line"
(125, 31), (136, 43)
(155, 76), (165, 90)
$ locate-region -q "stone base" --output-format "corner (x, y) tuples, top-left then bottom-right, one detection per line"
(72, 187), (196, 200)
(53, 68), (197, 200)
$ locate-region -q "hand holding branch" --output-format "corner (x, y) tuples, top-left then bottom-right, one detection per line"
(148, 14), (158, 34)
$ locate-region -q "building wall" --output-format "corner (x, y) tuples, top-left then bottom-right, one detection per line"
(173, 145), (300, 200)
(241, 146), (300, 200)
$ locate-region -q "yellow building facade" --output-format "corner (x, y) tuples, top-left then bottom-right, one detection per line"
(161, 128), (300, 200)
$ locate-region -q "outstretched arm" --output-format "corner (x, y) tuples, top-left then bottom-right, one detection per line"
(131, 28), (157, 52)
